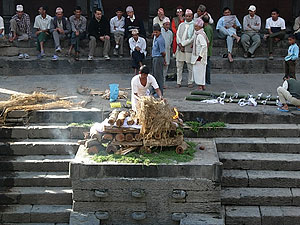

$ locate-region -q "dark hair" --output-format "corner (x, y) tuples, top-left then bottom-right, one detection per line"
(283, 75), (291, 80)
(153, 23), (161, 32)
(288, 34), (296, 39)
(223, 7), (231, 13)
(271, 8), (279, 14)
(116, 7), (123, 12)
(40, 6), (48, 12)
(94, 8), (102, 13)
(140, 65), (149, 74)
(74, 6), (82, 11)
(202, 14), (210, 23)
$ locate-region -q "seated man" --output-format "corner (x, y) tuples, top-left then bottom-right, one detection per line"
(33, 6), (52, 58)
(293, 12), (300, 41)
(277, 75), (300, 112)
(50, 7), (71, 60)
(88, 8), (110, 61)
(9, 5), (31, 43)
(129, 29), (147, 74)
(216, 7), (241, 62)
(241, 5), (261, 58)
(69, 6), (87, 60)
(264, 8), (286, 60)
(194, 4), (214, 24)
(110, 7), (125, 57)
(131, 65), (163, 111)
(153, 8), (166, 27)
(124, 6), (146, 39)
(0, 15), (4, 38)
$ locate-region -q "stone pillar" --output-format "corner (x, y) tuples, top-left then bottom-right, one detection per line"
(2, 0), (15, 34)
(293, 0), (300, 18)
(148, 0), (160, 32)
(221, 0), (234, 13)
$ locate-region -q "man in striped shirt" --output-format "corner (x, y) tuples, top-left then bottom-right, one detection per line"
(9, 5), (31, 42)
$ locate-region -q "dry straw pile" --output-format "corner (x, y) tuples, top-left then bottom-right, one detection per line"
(136, 96), (175, 140)
(0, 92), (74, 123)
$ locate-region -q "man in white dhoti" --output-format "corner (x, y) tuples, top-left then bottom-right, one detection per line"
(176, 9), (195, 88)
(191, 18), (208, 90)
(161, 17), (173, 88)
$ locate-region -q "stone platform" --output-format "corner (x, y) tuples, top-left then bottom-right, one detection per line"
(69, 138), (222, 225)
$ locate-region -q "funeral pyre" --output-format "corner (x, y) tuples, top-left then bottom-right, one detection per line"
(84, 96), (187, 155)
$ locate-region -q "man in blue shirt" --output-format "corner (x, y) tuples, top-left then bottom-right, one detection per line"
(152, 23), (166, 94)
(285, 34), (299, 79)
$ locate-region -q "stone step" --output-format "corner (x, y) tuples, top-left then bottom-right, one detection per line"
(0, 155), (73, 172)
(225, 206), (300, 225)
(221, 187), (300, 206)
(0, 56), (295, 76)
(219, 152), (300, 171)
(223, 170), (300, 188)
(186, 124), (300, 138)
(0, 172), (70, 187)
(180, 213), (224, 225)
(0, 205), (71, 223)
(216, 137), (300, 153)
(0, 139), (79, 156)
(0, 187), (72, 205)
(0, 124), (88, 139)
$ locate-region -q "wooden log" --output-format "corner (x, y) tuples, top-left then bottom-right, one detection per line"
(108, 109), (120, 125)
(111, 140), (143, 147)
(116, 147), (138, 155)
(106, 144), (118, 154)
(104, 126), (140, 134)
(176, 142), (188, 154)
(125, 133), (134, 142)
(116, 111), (130, 127)
(154, 133), (162, 140)
(127, 117), (135, 125)
(134, 134), (143, 142)
(115, 133), (125, 142)
(102, 133), (114, 141)
(88, 146), (100, 155)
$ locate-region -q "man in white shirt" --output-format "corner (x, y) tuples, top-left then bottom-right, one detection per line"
(161, 17), (173, 88)
(0, 16), (4, 38)
(264, 8), (286, 60)
(131, 65), (163, 111)
(241, 5), (261, 58)
(110, 8), (125, 57)
(153, 8), (166, 27)
(33, 6), (52, 58)
(129, 29), (147, 74)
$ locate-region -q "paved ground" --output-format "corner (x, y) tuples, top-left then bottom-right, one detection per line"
(0, 72), (292, 114)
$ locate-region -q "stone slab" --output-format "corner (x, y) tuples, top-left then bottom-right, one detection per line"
(260, 206), (284, 225)
(222, 170), (248, 187)
(221, 187), (292, 206)
(225, 206), (261, 225)
(180, 213), (224, 225)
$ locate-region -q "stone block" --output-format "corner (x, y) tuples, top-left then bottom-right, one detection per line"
(222, 170), (248, 187)
(69, 212), (100, 225)
(225, 206), (261, 225)
(180, 213), (224, 225)
(281, 206), (300, 224)
(260, 206), (284, 225)
(0, 205), (32, 223)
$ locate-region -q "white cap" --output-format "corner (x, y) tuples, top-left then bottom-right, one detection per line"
(56, 7), (63, 13)
(248, 5), (256, 12)
(16, 5), (23, 12)
(126, 6), (134, 12)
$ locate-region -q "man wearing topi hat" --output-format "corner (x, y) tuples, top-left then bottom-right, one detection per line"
(124, 6), (146, 39)
(241, 5), (261, 58)
(9, 5), (31, 43)
(176, 9), (195, 88)
(129, 29), (147, 74)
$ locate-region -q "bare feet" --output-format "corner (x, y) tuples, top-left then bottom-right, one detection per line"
(236, 36), (241, 43)
(202, 85), (206, 90)
(228, 53), (234, 63)
(197, 85), (203, 90)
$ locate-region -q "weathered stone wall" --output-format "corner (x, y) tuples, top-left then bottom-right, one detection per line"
(70, 139), (222, 225)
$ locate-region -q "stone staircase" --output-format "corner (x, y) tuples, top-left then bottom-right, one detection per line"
(214, 124), (300, 225)
(0, 121), (86, 224)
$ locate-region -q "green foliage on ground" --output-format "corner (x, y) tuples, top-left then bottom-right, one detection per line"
(68, 120), (94, 128)
(92, 142), (197, 166)
(185, 121), (226, 133)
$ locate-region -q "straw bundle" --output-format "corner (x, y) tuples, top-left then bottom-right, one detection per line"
(136, 96), (174, 140)
(0, 92), (74, 123)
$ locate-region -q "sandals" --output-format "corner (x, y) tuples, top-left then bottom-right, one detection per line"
(277, 107), (289, 112)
